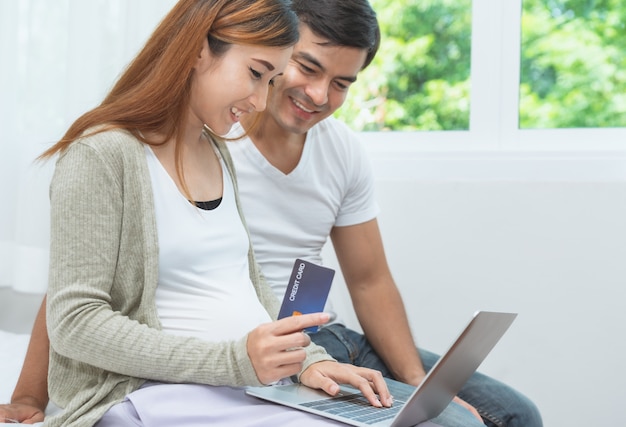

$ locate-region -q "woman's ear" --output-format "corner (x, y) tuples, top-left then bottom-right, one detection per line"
(194, 38), (212, 71)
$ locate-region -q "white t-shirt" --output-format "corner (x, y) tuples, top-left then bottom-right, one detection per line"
(227, 118), (379, 318)
(146, 146), (272, 342)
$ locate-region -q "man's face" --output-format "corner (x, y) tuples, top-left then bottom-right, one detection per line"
(265, 24), (368, 135)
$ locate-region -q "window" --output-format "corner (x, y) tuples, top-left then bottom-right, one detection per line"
(520, 0), (626, 129)
(336, 0), (626, 151)
(337, 0), (472, 132)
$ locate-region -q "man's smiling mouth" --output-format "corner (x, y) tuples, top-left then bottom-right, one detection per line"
(292, 98), (315, 114)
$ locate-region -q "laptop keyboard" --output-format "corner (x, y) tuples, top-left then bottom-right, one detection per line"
(385, 379), (416, 400)
(301, 393), (406, 424)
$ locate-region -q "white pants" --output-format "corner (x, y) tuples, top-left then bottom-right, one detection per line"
(95, 382), (350, 427)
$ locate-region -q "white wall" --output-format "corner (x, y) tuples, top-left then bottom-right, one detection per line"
(324, 152), (626, 427)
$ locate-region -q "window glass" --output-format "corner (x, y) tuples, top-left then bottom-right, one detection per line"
(520, 0), (626, 128)
(335, 0), (472, 131)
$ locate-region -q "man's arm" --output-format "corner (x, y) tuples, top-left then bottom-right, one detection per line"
(0, 296), (49, 424)
(331, 219), (484, 421)
(330, 219), (427, 385)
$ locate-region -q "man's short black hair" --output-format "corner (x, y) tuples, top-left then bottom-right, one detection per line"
(291, 0), (380, 70)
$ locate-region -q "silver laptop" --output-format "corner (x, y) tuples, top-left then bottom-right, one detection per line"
(246, 311), (517, 427)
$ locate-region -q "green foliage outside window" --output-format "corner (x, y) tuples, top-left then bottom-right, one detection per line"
(335, 0), (472, 131)
(335, 0), (626, 131)
(520, 0), (626, 128)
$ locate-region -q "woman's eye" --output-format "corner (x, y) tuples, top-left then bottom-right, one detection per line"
(249, 67), (262, 79)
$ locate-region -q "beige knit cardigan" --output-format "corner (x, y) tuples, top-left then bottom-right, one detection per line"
(44, 129), (333, 427)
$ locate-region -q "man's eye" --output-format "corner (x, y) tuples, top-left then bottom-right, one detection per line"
(299, 64), (315, 74)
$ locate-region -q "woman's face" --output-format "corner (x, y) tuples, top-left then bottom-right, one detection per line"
(189, 40), (293, 136)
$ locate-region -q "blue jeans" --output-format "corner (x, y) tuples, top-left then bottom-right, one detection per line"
(310, 324), (543, 427)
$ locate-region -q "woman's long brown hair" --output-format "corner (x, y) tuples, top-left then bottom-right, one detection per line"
(39, 0), (298, 161)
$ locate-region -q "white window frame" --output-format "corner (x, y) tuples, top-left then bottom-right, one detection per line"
(360, 0), (626, 182)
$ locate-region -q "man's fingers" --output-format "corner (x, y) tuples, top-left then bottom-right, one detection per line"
(453, 396), (482, 421)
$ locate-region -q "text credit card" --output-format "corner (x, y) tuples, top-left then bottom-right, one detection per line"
(277, 258), (335, 333)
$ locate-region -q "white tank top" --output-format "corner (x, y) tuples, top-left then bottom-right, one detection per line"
(145, 145), (272, 342)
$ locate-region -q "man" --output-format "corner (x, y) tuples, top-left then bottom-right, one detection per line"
(228, 2), (541, 427)
(1, 1), (542, 426)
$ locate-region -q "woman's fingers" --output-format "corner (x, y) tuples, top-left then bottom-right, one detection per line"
(247, 313), (330, 384)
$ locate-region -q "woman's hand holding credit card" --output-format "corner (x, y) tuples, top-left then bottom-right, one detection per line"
(247, 312), (331, 385)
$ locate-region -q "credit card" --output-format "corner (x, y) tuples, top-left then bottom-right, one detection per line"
(278, 258), (335, 333)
